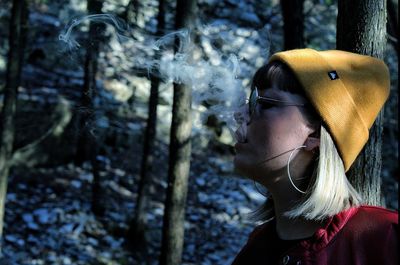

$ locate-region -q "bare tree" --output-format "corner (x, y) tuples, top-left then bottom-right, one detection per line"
(0, 0), (29, 253)
(387, 0), (398, 56)
(159, 0), (198, 264)
(75, 0), (105, 215)
(337, 0), (387, 206)
(127, 0), (165, 251)
(280, 0), (305, 49)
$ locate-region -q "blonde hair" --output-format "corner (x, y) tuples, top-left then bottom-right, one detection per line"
(284, 126), (362, 220)
(250, 126), (362, 222)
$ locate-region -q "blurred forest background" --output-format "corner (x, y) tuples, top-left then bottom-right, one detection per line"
(0, 0), (398, 264)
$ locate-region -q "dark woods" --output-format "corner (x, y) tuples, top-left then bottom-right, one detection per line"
(0, 0), (398, 264)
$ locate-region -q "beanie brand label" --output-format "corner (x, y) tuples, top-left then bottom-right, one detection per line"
(328, 71), (339, 80)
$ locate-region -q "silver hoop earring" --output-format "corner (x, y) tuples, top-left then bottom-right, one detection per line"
(287, 145), (307, 194)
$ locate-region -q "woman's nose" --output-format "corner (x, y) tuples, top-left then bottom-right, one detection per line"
(234, 111), (242, 123)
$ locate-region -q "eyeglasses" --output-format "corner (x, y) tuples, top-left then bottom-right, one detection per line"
(248, 87), (307, 119)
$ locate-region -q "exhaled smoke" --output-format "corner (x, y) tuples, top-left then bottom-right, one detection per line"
(59, 14), (131, 50)
(59, 13), (252, 138)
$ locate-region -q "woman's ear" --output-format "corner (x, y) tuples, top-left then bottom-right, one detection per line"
(304, 136), (320, 152)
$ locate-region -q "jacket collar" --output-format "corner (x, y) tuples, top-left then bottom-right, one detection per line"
(299, 206), (359, 251)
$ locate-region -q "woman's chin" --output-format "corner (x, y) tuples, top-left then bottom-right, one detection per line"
(233, 156), (252, 178)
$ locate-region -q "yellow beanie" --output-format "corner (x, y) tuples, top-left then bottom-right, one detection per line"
(269, 48), (390, 171)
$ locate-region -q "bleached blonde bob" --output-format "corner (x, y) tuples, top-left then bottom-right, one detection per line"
(250, 62), (362, 221)
(285, 125), (361, 220)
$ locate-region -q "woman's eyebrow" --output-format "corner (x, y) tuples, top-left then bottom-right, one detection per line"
(264, 90), (285, 99)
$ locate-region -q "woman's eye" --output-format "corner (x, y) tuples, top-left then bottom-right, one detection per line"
(259, 102), (276, 109)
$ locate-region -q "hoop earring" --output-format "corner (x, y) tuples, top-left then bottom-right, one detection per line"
(253, 180), (268, 197)
(287, 145), (307, 194)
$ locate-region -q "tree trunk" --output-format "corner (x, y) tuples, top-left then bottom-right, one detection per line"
(280, 0), (305, 50)
(78, 0), (105, 215)
(0, 0), (28, 254)
(127, 0), (165, 252)
(337, 0), (387, 206)
(387, 0), (399, 56)
(159, 0), (197, 265)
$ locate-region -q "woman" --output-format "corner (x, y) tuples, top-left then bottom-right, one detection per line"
(232, 48), (398, 265)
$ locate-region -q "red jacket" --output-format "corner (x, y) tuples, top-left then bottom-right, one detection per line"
(232, 206), (398, 265)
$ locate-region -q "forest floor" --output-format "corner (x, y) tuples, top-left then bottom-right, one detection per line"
(2, 135), (266, 265)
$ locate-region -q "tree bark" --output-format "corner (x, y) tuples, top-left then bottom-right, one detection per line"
(0, 0), (28, 254)
(280, 0), (305, 50)
(337, 0), (387, 206)
(127, 0), (165, 251)
(159, 0), (197, 265)
(387, 0), (399, 56)
(77, 0), (105, 215)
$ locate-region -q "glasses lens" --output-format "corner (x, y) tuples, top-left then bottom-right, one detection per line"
(249, 87), (257, 117)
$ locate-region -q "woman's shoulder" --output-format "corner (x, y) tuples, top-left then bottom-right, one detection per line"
(344, 205), (398, 236)
(354, 205), (398, 223)
(314, 206), (397, 252)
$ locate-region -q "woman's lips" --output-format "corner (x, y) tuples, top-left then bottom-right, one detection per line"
(234, 123), (248, 155)
(235, 123), (247, 143)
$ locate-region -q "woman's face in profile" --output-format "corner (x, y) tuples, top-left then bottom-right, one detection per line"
(233, 87), (313, 186)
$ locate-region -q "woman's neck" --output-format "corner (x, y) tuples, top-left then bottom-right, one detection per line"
(262, 150), (322, 240)
(272, 195), (324, 240)
(275, 213), (323, 240)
